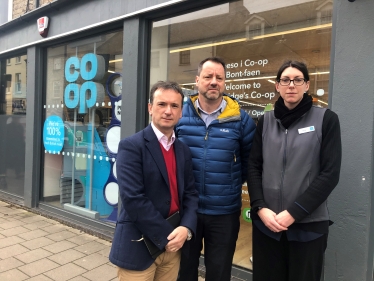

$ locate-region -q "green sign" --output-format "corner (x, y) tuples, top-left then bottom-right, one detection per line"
(264, 103), (273, 112)
(242, 207), (251, 222)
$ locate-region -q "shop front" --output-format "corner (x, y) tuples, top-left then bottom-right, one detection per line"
(42, 30), (123, 225)
(150, 0), (332, 273)
(0, 0), (374, 280)
(0, 54), (27, 197)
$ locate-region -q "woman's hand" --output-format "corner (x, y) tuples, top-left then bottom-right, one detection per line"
(258, 208), (288, 232)
(275, 210), (295, 228)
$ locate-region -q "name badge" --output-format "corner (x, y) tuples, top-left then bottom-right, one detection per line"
(298, 126), (315, 134)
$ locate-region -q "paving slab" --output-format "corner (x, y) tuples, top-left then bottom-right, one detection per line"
(81, 263), (117, 281)
(15, 248), (53, 264)
(0, 216), (18, 222)
(47, 249), (86, 265)
(0, 226), (30, 237)
(24, 220), (55, 230)
(0, 236), (26, 249)
(18, 258), (59, 277)
(21, 237), (55, 250)
(67, 233), (98, 245)
(0, 257), (25, 273)
(73, 252), (110, 270)
(17, 229), (49, 241)
(15, 212), (36, 218)
(46, 230), (77, 242)
(19, 214), (48, 224)
(0, 200), (117, 281)
(0, 268), (29, 281)
(43, 240), (77, 254)
(43, 262), (87, 281)
(74, 240), (109, 255)
(0, 207), (26, 216)
(69, 276), (90, 281)
(98, 239), (112, 247)
(97, 246), (111, 258)
(42, 224), (70, 234)
(0, 220), (25, 230)
(1, 244), (30, 260)
(27, 274), (54, 281)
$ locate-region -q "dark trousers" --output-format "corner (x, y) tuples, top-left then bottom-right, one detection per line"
(252, 223), (328, 281)
(179, 211), (240, 281)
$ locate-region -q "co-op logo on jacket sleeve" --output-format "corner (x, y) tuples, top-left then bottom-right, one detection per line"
(64, 53), (105, 113)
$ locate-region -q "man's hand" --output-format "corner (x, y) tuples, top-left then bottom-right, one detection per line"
(258, 208), (288, 232)
(165, 226), (188, 252)
(275, 210), (295, 228)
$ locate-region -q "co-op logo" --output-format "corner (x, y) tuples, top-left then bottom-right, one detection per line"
(64, 53), (105, 113)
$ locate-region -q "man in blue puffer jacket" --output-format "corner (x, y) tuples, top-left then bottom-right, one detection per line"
(176, 57), (256, 281)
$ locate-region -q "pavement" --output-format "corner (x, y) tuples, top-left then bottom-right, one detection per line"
(0, 200), (205, 281)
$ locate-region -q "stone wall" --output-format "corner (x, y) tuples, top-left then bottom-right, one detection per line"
(12, 0), (52, 18)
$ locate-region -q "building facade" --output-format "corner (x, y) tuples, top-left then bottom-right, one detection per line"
(0, 0), (373, 280)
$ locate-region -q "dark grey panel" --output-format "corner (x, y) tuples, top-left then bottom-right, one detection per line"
(24, 46), (44, 207)
(38, 202), (115, 239)
(325, 0), (374, 280)
(0, 0), (180, 53)
(121, 17), (148, 139)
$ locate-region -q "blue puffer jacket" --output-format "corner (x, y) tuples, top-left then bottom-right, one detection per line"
(176, 94), (256, 215)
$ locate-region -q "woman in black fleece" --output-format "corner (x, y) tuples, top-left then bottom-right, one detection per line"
(248, 60), (342, 281)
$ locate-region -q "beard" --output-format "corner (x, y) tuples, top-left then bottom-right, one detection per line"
(199, 88), (223, 101)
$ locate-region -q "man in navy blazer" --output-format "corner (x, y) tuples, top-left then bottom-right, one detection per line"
(109, 81), (199, 281)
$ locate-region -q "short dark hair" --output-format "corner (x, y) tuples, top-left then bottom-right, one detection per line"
(197, 57), (226, 76)
(276, 60), (310, 82)
(149, 81), (184, 106)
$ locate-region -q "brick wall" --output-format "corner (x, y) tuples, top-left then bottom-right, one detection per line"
(12, 0), (52, 18)
(40, 0), (52, 5)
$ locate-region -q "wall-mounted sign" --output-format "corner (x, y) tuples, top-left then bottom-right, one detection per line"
(242, 207), (252, 223)
(37, 16), (50, 38)
(64, 53), (105, 113)
(43, 115), (64, 153)
(225, 58), (276, 104)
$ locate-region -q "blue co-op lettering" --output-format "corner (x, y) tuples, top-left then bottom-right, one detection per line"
(64, 53), (105, 113)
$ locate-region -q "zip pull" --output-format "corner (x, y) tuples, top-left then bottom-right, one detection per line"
(285, 129), (288, 134)
(131, 236), (144, 242)
(204, 131), (209, 140)
(234, 153), (237, 162)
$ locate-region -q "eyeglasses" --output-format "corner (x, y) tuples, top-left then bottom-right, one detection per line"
(278, 78), (306, 86)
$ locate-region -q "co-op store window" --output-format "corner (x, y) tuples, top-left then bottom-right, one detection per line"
(0, 55), (27, 197)
(150, 0), (332, 270)
(42, 31), (123, 223)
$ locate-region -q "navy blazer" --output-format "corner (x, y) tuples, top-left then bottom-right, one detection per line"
(109, 124), (199, 271)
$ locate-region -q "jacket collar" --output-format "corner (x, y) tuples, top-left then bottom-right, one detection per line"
(144, 125), (169, 185)
(189, 93), (241, 121)
(143, 125), (184, 191)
